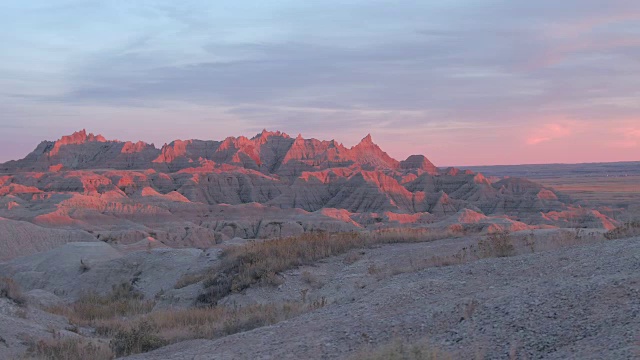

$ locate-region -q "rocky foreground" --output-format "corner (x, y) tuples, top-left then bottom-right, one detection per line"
(124, 236), (640, 360)
(1, 231), (637, 359)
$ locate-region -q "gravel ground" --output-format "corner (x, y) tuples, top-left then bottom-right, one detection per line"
(126, 236), (640, 360)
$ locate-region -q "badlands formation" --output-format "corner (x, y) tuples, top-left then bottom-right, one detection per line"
(0, 130), (637, 359)
(0, 130), (617, 259)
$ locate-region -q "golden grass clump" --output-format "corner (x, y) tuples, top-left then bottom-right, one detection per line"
(23, 336), (114, 360)
(197, 229), (460, 305)
(47, 282), (154, 327)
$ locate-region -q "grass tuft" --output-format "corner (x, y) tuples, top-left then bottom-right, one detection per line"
(0, 276), (26, 306)
(350, 338), (452, 360)
(23, 336), (113, 360)
(47, 282), (154, 327)
(478, 231), (515, 258)
(604, 220), (640, 240)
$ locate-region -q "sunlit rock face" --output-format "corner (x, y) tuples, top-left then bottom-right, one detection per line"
(0, 130), (618, 259)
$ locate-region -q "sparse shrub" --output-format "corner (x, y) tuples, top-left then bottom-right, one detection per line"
(110, 320), (165, 357)
(198, 229), (466, 306)
(98, 235), (117, 244)
(461, 299), (480, 321)
(79, 259), (90, 273)
(174, 272), (206, 289)
(154, 288), (166, 301)
(16, 308), (28, 319)
(343, 251), (364, 265)
(143, 302), (326, 340)
(301, 271), (324, 289)
(367, 263), (382, 275)
(45, 281), (330, 357)
(198, 232), (367, 305)
(65, 325), (80, 334)
(604, 220), (640, 240)
(47, 282), (154, 328)
(553, 230), (577, 246)
(24, 337), (114, 360)
(524, 231), (536, 253)
(478, 231), (515, 258)
(309, 296), (327, 310)
(350, 338), (451, 360)
(108, 282), (143, 301)
(371, 228), (459, 244)
(300, 270), (315, 284)
(0, 276), (26, 306)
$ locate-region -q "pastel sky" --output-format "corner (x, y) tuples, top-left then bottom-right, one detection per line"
(1, 0), (639, 166)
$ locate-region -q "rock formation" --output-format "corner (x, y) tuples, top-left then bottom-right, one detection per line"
(0, 130), (618, 260)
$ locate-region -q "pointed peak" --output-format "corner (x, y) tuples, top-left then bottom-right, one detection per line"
(46, 129), (107, 156)
(56, 129), (107, 145)
(352, 133), (378, 149)
(251, 129), (290, 141)
(361, 133), (373, 144)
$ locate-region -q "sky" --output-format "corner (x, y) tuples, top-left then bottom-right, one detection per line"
(1, 0), (639, 166)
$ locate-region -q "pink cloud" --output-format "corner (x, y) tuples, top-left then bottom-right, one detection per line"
(610, 126), (640, 148)
(526, 122), (576, 145)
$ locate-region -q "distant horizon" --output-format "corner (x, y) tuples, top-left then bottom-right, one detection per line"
(1, 1), (639, 166)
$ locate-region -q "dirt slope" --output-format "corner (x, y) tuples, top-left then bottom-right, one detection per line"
(126, 237), (640, 360)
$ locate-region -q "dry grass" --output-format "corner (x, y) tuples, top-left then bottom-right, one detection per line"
(109, 320), (165, 357)
(198, 229), (462, 305)
(604, 220), (640, 240)
(173, 272), (207, 289)
(384, 229), (608, 278)
(22, 336), (113, 360)
(97, 302), (318, 339)
(47, 282), (154, 327)
(477, 231), (515, 258)
(343, 250), (365, 265)
(0, 276), (26, 306)
(350, 338), (452, 360)
(533, 228), (605, 252)
(47, 286), (327, 357)
(301, 270), (324, 289)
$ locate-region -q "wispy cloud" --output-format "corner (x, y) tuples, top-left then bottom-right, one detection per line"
(526, 121), (582, 145)
(610, 126), (640, 148)
(1, 0), (640, 164)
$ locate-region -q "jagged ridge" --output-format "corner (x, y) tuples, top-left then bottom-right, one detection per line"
(0, 130), (619, 258)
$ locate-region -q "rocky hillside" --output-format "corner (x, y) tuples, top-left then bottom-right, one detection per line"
(0, 130), (618, 260)
(124, 236), (640, 360)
